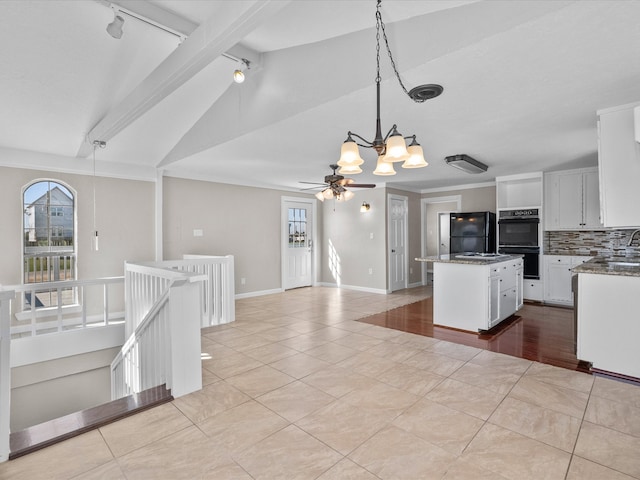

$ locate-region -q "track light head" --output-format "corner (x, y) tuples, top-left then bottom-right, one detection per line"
(106, 12), (124, 39)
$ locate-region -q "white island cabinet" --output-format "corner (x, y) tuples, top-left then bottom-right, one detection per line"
(424, 256), (523, 332)
(575, 258), (640, 379)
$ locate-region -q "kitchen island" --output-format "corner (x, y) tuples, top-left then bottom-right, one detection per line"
(417, 254), (523, 332)
(573, 254), (640, 379)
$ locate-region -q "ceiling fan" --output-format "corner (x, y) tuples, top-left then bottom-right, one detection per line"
(300, 164), (375, 202)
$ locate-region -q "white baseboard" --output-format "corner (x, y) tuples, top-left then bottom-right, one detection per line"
(235, 288), (283, 300)
(316, 282), (388, 295)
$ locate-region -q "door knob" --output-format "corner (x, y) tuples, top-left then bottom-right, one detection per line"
(391, 249), (396, 253)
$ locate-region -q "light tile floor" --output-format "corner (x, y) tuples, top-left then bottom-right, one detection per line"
(2, 286), (640, 479)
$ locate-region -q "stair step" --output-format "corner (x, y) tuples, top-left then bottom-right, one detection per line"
(9, 384), (172, 460)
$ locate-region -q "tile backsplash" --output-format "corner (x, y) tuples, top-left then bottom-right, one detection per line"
(544, 229), (640, 256)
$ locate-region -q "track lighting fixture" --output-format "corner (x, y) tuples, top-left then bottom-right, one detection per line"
(233, 58), (251, 83)
(106, 9), (124, 39)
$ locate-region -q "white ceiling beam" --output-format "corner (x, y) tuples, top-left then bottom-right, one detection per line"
(77, 0), (289, 158)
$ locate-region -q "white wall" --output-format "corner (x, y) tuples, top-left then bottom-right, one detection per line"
(0, 166), (155, 286)
(162, 176), (313, 295)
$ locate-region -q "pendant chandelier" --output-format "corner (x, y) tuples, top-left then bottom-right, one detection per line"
(338, 0), (443, 176)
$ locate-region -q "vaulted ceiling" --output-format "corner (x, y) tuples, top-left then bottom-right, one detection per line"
(2, 0), (640, 192)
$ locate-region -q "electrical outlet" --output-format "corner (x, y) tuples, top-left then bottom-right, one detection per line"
(368, 268), (373, 275)
(370, 232), (374, 240)
(241, 277), (246, 285)
(193, 229), (203, 237)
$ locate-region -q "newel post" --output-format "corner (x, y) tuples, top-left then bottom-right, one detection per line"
(167, 279), (202, 398)
(0, 290), (15, 463)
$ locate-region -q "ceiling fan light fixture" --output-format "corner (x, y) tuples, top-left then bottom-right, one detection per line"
(315, 191), (325, 202)
(322, 188), (334, 199)
(373, 155), (396, 176)
(342, 189), (355, 201)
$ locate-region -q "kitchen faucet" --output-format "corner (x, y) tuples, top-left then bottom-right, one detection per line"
(627, 229), (640, 246)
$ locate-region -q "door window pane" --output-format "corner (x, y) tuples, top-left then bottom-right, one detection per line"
(288, 208), (307, 248)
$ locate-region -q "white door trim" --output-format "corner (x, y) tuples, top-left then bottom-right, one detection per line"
(281, 196), (317, 290)
(388, 194), (408, 292)
(420, 195), (462, 285)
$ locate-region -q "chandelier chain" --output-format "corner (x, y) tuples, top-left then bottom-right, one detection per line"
(376, 0), (426, 103)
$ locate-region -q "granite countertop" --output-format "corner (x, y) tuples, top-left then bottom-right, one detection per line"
(416, 254), (523, 265)
(572, 255), (640, 277)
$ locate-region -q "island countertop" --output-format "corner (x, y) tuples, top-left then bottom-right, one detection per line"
(416, 254), (524, 265)
(572, 255), (640, 277)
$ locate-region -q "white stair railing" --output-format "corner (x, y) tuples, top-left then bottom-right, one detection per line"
(112, 261), (211, 400)
(167, 254), (235, 326)
(0, 289), (15, 463)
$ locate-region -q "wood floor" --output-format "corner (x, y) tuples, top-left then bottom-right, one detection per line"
(358, 298), (593, 374)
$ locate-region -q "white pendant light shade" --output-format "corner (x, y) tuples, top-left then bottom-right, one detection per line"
(383, 133), (409, 162)
(338, 164), (363, 175)
(337, 139), (364, 167)
(373, 155), (396, 176)
(315, 191), (325, 201)
(322, 188), (334, 199)
(402, 142), (428, 168)
(342, 189), (355, 201)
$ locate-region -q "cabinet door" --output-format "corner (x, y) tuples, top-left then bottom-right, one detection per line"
(557, 173), (584, 228)
(515, 266), (523, 309)
(489, 275), (501, 327)
(545, 259), (573, 303)
(598, 106), (640, 227)
(583, 170), (602, 228)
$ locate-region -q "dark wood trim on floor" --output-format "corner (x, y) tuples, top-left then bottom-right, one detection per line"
(358, 298), (594, 373)
(9, 384), (172, 460)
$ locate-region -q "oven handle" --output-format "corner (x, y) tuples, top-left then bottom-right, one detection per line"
(498, 218), (540, 224)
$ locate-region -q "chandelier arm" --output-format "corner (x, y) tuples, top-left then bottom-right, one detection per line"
(348, 131), (375, 146)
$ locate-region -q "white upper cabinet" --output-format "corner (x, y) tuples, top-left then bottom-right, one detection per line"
(496, 172), (543, 210)
(544, 168), (602, 230)
(598, 101), (640, 228)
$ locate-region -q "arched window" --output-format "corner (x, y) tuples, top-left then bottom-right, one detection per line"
(22, 180), (77, 308)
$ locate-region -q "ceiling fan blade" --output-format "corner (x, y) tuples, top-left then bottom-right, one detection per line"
(349, 184), (376, 188)
(300, 185), (324, 191)
(299, 181), (326, 185)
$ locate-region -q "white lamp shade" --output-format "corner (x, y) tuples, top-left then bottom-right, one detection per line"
(315, 191), (325, 201)
(373, 155), (396, 175)
(337, 140), (364, 166)
(322, 188), (334, 199)
(383, 134), (409, 162)
(342, 189), (355, 201)
(338, 164), (363, 175)
(402, 144), (428, 168)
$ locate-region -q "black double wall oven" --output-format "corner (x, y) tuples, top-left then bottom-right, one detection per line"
(498, 209), (540, 279)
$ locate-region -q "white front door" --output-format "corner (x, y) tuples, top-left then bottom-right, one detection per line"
(283, 199), (313, 290)
(388, 195), (408, 292)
